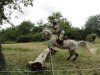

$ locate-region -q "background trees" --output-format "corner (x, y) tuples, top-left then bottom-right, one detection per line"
(84, 14), (100, 37)
(17, 21), (34, 35)
(47, 12), (85, 40)
(1, 11), (92, 43)
(1, 12), (100, 43)
(48, 12), (71, 34)
(0, 20), (46, 43)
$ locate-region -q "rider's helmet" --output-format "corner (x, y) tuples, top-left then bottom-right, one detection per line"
(52, 21), (57, 25)
(51, 20), (57, 27)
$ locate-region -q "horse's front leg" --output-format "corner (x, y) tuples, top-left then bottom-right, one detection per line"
(48, 41), (58, 53)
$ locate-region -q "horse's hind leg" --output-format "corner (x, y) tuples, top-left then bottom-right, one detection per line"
(66, 54), (72, 60)
(67, 46), (78, 61)
(66, 50), (73, 60)
(72, 52), (78, 61)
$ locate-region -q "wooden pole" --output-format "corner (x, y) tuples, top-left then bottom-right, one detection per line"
(27, 48), (50, 71)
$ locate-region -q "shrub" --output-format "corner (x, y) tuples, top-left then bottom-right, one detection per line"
(86, 33), (96, 42)
(32, 33), (45, 42)
(16, 35), (32, 43)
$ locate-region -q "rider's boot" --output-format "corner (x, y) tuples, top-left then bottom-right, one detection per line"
(56, 39), (63, 48)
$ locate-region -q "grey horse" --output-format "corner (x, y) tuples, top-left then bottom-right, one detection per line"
(42, 29), (87, 61)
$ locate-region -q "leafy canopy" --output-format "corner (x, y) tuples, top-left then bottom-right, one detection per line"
(84, 14), (100, 36)
(0, 0), (33, 25)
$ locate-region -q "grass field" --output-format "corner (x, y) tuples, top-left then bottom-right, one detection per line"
(1, 38), (100, 75)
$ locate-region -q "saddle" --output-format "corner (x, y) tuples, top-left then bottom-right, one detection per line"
(62, 36), (68, 40)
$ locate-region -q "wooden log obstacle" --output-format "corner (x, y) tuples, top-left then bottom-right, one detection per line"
(27, 48), (50, 71)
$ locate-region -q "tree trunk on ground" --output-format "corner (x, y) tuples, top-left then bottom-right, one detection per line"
(27, 48), (50, 71)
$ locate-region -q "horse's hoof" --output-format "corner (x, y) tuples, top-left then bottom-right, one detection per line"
(51, 50), (57, 54)
(52, 50), (58, 52)
(66, 58), (70, 61)
(54, 50), (58, 52)
(72, 59), (76, 61)
(66, 59), (70, 61)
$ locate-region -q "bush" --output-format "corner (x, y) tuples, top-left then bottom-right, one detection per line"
(16, 35), (32, 43)
(86, 33), (96, 42)
(32, 33), (45, 42)
(16, 33), (45, 43)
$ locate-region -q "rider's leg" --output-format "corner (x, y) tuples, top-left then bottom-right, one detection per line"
(59, 33), (64, 40)
(57, 33), (64, 47)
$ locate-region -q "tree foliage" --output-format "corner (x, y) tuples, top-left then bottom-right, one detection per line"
(1, 11), (92, 43)
(16, 35), (32, 43)
(48, 12), (62, 22)
(17, 21), (34, 35)
(47, 12), (85, 40)
(85, 14), (100, 37)
(48, 12), (72, 36)
(0, 0), (33, 25)
(86, 33), (96, 43)
(1, 27), (18, 42)
(0, 20), (46, 42)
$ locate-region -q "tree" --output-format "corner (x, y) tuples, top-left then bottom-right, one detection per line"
(17, 21), (34, 35)
(68, 27), (85, 40)
(0, 0), (33, 71)
(48, 12), (72, 36)
(59, 18), (72, 36)
(84, 14), (100, 37)
(47, 12), (86, 40)
(48, 12), (62, 23)
(1, 27), (18, 42)
(86, 33), (96, 43)
(0, 0), (33, 25)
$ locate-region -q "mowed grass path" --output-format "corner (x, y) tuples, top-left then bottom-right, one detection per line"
(2, 39), (100, 75)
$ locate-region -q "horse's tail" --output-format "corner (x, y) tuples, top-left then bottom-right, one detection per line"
(78, 41), (97, 55)
(77, 41), (88, 48)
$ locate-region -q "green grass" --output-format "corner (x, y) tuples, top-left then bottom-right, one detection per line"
(1, 40), (100, 75)
(95, 37), (100, 44)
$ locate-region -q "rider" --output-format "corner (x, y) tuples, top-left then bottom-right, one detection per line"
(51, 21), (65, 48)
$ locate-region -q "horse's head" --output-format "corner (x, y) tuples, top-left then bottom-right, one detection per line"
(42, 29), (52, 39)
(42, 28), (59, 41)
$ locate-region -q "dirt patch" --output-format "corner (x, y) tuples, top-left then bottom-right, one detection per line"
(89, 48), (97, 55)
